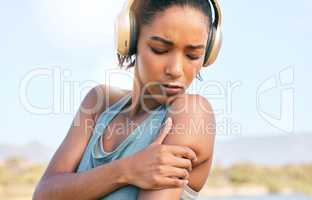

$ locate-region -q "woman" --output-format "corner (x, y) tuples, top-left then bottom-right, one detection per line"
(33, 0), (221, 199)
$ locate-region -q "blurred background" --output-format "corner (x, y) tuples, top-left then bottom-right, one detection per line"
(1, 0), (311, 199)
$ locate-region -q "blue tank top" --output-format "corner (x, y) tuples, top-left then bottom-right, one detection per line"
(76, 93), (199, 200)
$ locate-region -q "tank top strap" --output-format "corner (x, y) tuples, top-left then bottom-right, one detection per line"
(92, 93), (131, 139)
(76, 93), (131, 172)
(92, 97), (168, 162)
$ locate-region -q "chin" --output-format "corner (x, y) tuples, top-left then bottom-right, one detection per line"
(142, 83), (187, 105)
(149, 91), (187, 105)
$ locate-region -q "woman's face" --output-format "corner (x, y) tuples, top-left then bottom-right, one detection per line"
(136, 6), (209, 104)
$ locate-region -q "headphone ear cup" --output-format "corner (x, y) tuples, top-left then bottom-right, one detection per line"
(115, 0), (136, 56)
(128, 11), (138, 55)
(203, 26), (214, 67)
(203, 0), (223, 67)
(203, 27), (222, 67)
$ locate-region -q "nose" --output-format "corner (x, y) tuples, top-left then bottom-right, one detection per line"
(165, 53), (184, 79)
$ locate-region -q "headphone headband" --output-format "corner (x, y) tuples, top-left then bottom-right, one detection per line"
(115, 0), (223, 67)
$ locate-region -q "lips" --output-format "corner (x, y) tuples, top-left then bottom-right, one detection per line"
(162, 83), (184, 89)
(160, 83), (185, 95)
(162, 84), (183, 89)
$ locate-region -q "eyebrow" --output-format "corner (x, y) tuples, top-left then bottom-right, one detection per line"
(149, 36), (205, 50)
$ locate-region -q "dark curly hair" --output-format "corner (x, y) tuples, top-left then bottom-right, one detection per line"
(117, 0), (212, 81)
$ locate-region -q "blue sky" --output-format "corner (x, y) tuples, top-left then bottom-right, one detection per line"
(1, 0), (311, 149)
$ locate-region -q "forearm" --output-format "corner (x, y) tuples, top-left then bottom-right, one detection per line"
(138, 187), (183, 200)
(33, 157), (131, 200)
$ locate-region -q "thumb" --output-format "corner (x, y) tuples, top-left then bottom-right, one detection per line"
(153, 117), (172, 145)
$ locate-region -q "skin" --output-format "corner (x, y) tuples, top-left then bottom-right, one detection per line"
(129, 5), (209, 115)
(135, 6), (215, 199)
(33, 5), (215, 200)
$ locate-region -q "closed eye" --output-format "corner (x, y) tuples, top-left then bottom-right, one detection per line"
(187, 54), (201, 60)
(150, 46), (201, 60)
(150, 47), (168, 54)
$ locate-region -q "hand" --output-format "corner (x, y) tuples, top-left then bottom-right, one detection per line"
(125, 117), (197, 190)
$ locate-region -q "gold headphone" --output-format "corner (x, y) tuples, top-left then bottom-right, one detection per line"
(115, 0), (222, 67)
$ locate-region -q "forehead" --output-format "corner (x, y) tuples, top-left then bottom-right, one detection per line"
(140, 6), (209, 45)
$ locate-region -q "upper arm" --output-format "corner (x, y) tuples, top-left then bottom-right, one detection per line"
(138, 94), (216, 199)
(40, 84), (118, 180)
(166, 94), (216, 165)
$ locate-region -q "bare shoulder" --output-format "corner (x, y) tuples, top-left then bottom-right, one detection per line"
(164, 94), (216, 191)
(165, 93), (216, 165)
(39, 84), (129, 179)
(83, 84), (130, 121)
(137, 94), (215, 198)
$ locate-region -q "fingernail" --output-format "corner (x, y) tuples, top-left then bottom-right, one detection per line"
(184, 180), (189, 185)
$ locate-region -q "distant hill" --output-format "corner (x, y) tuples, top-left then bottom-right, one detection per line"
(213, 133), (312, 166)
(0, 134), (311, 165)
(0, 141), (54, 163)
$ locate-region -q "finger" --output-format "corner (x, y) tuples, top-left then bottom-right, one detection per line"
(163, 166), (190, 180)
(168, 145), (197, 162)
(166, 155), (193, 172)
(153, 117), (172, 144)
(160, 177), (189, 188)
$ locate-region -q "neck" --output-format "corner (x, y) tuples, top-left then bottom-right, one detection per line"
(127, 66), (161, 118)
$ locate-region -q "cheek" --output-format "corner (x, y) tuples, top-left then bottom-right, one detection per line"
(137, 46), (165, 82)
(185, 63), (201, 83)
